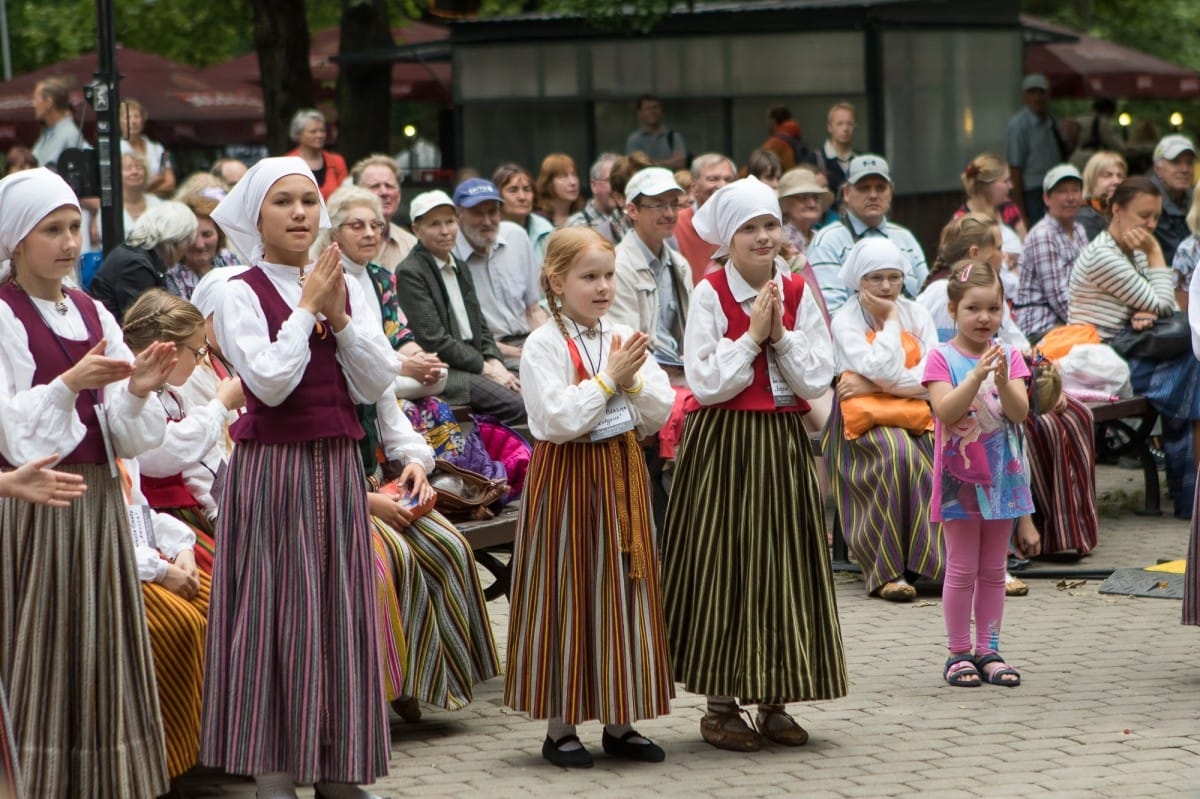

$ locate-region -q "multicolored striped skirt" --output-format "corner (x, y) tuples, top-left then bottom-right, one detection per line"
(0, 683), (21, 799)
(370, 525), (408, 702)
(200, 438), (388, 785)
(821, 404), (943, 593)
(663, 408), (848, 703)
(1184, 481), (1200, 626)
(144, 571), (210, 779)
(1024, 396), (1099, 554)
(0, 464), (168, 798)
(505, 431), (673, 725)
(374, 509), (499, 711)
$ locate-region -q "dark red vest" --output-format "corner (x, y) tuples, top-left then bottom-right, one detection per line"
(0, 283), (109, 465)
(141, 473), (202, 509)
(694, 268), (810, 415)
(228, 267), (363, 444)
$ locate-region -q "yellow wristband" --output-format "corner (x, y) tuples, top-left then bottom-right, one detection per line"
(620, 374), (644, 395)
(595, 374), (616, 398)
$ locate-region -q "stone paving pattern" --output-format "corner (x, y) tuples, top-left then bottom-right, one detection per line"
(181, 464), (1200, 798)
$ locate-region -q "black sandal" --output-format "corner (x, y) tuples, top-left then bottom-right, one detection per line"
(975, 653), (1021, 686)
(542, 734), (595, 768)
(943, 653), (981, 687)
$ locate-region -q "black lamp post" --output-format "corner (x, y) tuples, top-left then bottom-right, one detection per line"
(88, 0), (123, 254)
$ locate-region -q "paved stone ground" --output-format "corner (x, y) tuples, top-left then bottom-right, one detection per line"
(181, 464), (1200, 798)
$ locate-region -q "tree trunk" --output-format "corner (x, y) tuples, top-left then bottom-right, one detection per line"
(336, 0), (394, 168)
(250, 0), (316, 155)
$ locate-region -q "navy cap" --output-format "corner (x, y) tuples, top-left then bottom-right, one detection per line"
(453, 178), (502, 208)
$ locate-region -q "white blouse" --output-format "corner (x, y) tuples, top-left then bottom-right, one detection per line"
(376, 392), (436, 474)
(684, 263), (834, 406)
(121, 456), (197, 583)
(136, 386), (229, 520)
(0, 292), (165, 465)
(212, 260), (400, 408)
(519, 319), (674, 444)
(830, 296), (939, 398)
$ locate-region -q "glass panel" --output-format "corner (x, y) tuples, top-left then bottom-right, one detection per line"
(594, 99), (727, 166)
(729, 33), (863, 95)
(883, 31), (1020, 193)
(591, 41), (655, 96)
(457, 45), (540, 101)
(542, 44), (579, 98)
(462, 102), (589, 178)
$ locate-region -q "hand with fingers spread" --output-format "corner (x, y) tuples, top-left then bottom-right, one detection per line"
(970, 343), (1003, 385)
(604, 331), (649, 390)
(61, 340), (135, 394)
(128, 341), (179, 399)
(0, 454), (87, 507)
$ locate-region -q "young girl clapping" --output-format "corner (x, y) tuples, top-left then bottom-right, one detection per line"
(505, 227), (675, 768)
(923, 260), (1036, 687)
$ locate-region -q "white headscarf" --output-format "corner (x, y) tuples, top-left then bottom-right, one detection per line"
(839, 237), (912, 292)
(190, 264), (251, 318)
(0, 168), (82, 282)
(210, 156), (331, 265)
(692, 176), (782, 260)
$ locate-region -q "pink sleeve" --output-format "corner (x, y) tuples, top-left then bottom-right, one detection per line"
(1008, 348), (1031, 381)
(922, 347), (950, 385)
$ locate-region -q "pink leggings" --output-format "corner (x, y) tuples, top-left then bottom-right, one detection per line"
(942, 517), (1012, 656)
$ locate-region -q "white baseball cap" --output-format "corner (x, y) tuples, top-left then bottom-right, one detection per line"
(625, 167), (684, 202)
(1042, 163), (1082, 193)
(846, 154), (891, 185)
(409, 190), (455, 221)
(1154, 134), (1196, 162)
(1021, 73), (1050, 92)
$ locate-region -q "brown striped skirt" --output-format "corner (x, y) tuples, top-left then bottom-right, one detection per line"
(0, 463), (169, 798)
(1024, 395), (1099, 554)
(821, 403), (944, 594)
(663, 408), (848, 703)
(199, 438), (388, 784)
(0, 683), (20, 799)
(143, 571), (210, 780)
(504, 431), (673, 725)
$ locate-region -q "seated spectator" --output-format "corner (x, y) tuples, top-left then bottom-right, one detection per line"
(318, 185), (448, 399)
(778, 166), (833, 261)
(1070, 176), (1197, 518)
(493, 163), (554, 261)
(209, 157), (248, 188)
(823, 238), (942, 602)
(807, 154), (928, 314)
(1077, 151), (1127, 242)
(173, 171), (227, 202)
(122, 151), (163, 232)
(165, 194), (240, 301)
(625, 93), (687, 170)
(283, 109), (348, 200)
(90, 201), (197, 322)
(1150, 134), (1196, 263)
(953, 154), (1026, 299)
(119, 98), (175, 198)
(566, 152), (625, 244)
(535, 152), (584, 228)
(1013, 164), (1087, 343)
(351, 154), (417, 271)
(760, 106), (814, 171)
(607, 151), (653, 234)
(674, 153), (736, 284)
(395, 189), (526, 425)
(5, 146), (37, 175)
(743, 148), (782, 188)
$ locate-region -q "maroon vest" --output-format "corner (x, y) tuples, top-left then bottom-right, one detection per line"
(0, 283), (109, 465)
(141, 473), (202, 509)
(689, 268), (810, 415)
(228, 266), (363, 445)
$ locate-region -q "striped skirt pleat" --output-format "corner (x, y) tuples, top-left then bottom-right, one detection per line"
(374, 510), (498, 710)
(663, 409), (848, 703)
(505, 432), (673, 725)
(1184, 477), (1200, 626)
(821, 404), (944, 593)
(143, 571), (210, 779)
(0, 465), (169, 798)
(0, 683), (21, 799)
(199, 438), (388, 784)
(369, 525), (408, 702)
(1024, 396), (1099, 554)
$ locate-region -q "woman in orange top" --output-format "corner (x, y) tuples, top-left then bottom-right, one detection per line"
(285, 109), (349, 201)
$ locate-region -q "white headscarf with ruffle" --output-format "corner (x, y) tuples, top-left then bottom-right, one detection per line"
(692, 176), (782, 260)
(0, 168), (82, 282)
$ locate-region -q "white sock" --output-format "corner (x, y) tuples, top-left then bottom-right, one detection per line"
(314, 782), (375, 799)
(253, 772), (297, 799)
(547, 717), (582, 751)
(604, 722), (649, 745)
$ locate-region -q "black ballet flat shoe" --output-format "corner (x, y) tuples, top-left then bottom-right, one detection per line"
(601, 728), (667, 763)
(542, 734), (595, 768)
(313, 787), (386, 799)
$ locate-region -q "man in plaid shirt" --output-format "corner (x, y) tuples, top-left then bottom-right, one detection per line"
(1014, 164), (1088, 343)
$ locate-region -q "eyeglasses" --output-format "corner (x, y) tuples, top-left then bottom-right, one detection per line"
(638, 200), (688, 213)
(180, 342), (209, 359)
(864, 274), (905, 286)
(339, 219), (386, 233)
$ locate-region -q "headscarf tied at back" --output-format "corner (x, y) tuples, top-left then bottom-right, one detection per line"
(839, 237), (911, 293)
(0, 167), (82, 283)
(692, 175), (783, 261)
(210, 156), (331, 265)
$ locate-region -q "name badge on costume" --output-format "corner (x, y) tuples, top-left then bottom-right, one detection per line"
(209, 460), (228, 511)
(766, 350), (797, 407)
(126, 504), (157, 550)
(95, 403), (119, 477)
(590, 394), (635, 441)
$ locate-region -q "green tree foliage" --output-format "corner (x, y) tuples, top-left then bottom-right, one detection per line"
(1022, 0), (1200, 71)
(478, 0), (692, 34)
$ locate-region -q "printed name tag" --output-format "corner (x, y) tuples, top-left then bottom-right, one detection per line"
(590, 394), (636, 441)
(126, 504), (157, 550)
(766, 350), (797, 408)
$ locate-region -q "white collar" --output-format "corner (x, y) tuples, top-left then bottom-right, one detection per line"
(725, 260), (787, 304)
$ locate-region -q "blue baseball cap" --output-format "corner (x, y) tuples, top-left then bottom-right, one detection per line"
(453, 178), (502, 208)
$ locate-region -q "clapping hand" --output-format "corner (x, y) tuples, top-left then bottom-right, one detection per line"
(0, 454), (87, 507)
(604, 332), (649, 389)
(300, 244), (350, 330)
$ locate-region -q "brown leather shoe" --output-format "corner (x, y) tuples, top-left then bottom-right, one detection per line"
(391, 696), (422, 723)
(878, 581), (917, 602)
(700, 709), (762, 752)
(1005, 575), (1029, 597)
(755, 709), (810, 746)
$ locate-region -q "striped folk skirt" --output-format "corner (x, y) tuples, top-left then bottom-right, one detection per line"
(374, 510), (499, 710)
(1024, 396), (1099, 554)
(200, 438), (388, 785)
(370, 526), (408, 702)
(505, 431), (673, 725)
(0, 464), (169, 798)
(663, 409), (848, 704)
(144, 571), (211, 780)
(1184, 479), (1200, 626)
(821, 404), (944, 594)
(1, 683), (20, 799)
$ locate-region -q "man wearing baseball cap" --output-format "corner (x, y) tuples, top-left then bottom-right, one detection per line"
(806, 154), (928, 314)
(394, 187), (526, 425)
(1150, 134), (1197, 263)
(1014, 164), (1087, 342)
(451, 177), (546, 369)
(1005, 73), (1069, 225)
(610, 166), (693, 369)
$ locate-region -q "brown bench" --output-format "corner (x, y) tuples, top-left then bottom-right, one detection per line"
(1088, 396), (1161, 516)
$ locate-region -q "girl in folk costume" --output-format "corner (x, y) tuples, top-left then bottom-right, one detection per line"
(200, 158), (399, 799)
(662, 177), (847, 752)
(0, 456), (87, 799)
(506, 227), (676, 768)
(0, 167), (178, 797)
(823, 237), (943, 602)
